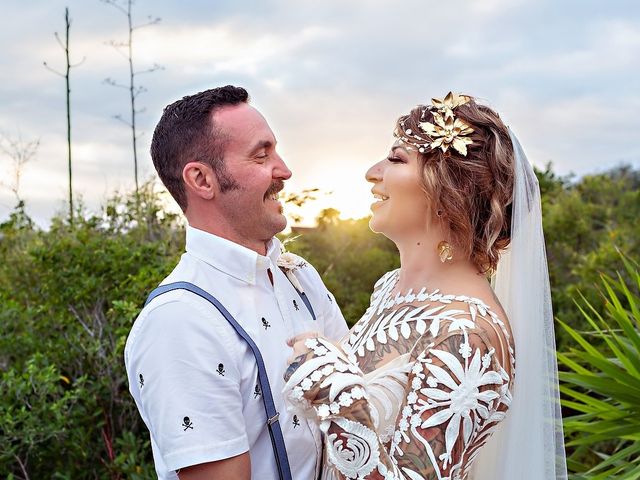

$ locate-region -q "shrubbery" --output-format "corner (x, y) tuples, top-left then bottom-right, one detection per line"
(0, 165), (638, 478)
(1, 185), (182, 478)
(558, 255), (640, 478)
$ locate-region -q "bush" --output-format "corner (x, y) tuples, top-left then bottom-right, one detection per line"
(0, 164), (638, 477)
(1, 354), (87, 476)
(558, 253), (640, 478)
(0, 183), (183, 478)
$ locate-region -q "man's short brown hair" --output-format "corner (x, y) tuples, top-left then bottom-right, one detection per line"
(150, 85), (249, 211)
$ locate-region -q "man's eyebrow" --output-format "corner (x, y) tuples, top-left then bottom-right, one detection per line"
(247, 139), (274, 155)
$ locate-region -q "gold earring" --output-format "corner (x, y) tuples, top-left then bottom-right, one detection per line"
(437, 241), (453, 263)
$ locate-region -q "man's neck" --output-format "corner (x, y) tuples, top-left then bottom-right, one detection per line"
(187, 220), (269, 256)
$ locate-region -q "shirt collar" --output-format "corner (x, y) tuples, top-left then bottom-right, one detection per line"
(185, 225), (282, 285)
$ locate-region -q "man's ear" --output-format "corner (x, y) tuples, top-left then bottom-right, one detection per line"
(182, 161), (218, 200)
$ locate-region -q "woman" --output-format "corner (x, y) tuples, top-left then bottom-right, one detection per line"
(283, 93), (567, 479)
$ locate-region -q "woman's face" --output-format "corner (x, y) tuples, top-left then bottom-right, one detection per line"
(365, 141), (433, 239)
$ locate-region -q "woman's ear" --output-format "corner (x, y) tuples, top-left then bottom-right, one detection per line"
(182, 161), (217, 200)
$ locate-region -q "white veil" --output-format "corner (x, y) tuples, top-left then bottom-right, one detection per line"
(469, 130), (568, 479)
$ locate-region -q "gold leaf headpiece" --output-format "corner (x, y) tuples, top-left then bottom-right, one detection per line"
(396, 92), (475, 156)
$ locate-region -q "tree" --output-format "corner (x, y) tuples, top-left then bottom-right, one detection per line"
(542, 164), (640, 348)
(316, 207), (341, 229)
(281, 187), (320, 224)
(0, 131), (39, 206)
(43, 7), (84, 225)
(101, 0), (162, 206)
(0, 185), (181, 478)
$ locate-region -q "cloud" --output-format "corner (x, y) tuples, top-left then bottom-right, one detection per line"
(0, 0), (639, 226)
(494, 19), (640, 80)
(132, 24), (336, 76)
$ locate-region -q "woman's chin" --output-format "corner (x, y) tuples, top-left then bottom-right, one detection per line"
(368, 215), (386, 235)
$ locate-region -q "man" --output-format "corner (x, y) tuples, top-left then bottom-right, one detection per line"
(124, 86), (348, 479)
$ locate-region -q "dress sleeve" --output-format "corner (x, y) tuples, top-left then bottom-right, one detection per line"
(283, 323), (511, 479)
(389, 328), (511, 479)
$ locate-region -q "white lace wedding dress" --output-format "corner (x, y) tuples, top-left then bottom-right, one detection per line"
(284, 268), (515, 480)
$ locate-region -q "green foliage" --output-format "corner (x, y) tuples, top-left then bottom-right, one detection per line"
(558, 254), (640, 479)
(282, 215), (399, 326)
(541, 164), (640, 348)
(0, 164), (638, 477)
(0, 182), (182, 478)
(0, 354), (88, 476)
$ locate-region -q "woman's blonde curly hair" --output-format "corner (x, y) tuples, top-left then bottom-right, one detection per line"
(395, 96), (515, 274)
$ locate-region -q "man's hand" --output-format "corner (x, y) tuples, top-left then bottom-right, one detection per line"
(284, 331), (321, 382)
(286, 331), (321, 362)
(177, 451), (250, 480)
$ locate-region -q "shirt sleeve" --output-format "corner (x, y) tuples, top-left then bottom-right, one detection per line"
(322, 287), (349, 342)
(126, 294), (249, 472)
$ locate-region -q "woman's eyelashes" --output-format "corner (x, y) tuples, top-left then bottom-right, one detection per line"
(387, 155), (405, 164)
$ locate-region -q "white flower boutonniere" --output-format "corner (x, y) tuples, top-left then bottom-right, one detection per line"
(277, 250), (307, 293)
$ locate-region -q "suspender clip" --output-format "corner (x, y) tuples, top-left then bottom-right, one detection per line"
(267, 412), (280, 425)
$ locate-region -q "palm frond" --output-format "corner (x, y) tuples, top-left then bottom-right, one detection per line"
(558, 251), (640, 478)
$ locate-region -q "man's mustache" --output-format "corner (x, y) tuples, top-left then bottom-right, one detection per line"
(265, 180), (285, 198)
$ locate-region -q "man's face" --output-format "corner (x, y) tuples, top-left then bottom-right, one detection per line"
(212, 103), (292, 242)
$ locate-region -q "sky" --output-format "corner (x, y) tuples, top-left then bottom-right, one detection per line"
(1, 0), (639, 227)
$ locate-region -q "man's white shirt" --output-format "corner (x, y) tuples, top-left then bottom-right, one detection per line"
(124, 225), (348, 479)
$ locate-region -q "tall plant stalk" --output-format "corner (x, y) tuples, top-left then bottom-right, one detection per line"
(44, 7), (84, 225)
(101, 0), (162, 208)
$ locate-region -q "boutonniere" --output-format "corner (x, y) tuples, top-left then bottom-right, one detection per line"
(277, 249), (307, 293)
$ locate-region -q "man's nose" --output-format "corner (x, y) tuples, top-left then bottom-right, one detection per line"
(274, 153), (293, 180)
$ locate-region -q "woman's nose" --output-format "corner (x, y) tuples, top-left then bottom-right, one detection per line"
(365, 159), (385, 183)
